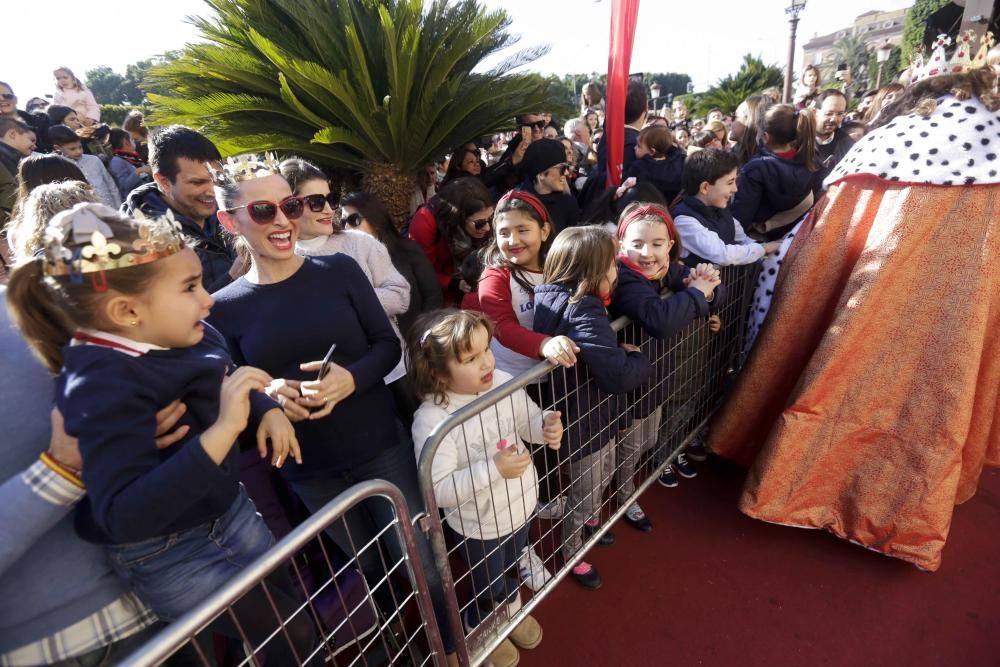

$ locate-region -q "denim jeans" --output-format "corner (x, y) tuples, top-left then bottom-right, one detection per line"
(290, 442), (455, 653)
(457, 524), (529, 629)
(106, 484), (317, 663)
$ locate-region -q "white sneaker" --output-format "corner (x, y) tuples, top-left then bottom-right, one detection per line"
(535, 496), (566, 520)
(518, 546), (551, 592)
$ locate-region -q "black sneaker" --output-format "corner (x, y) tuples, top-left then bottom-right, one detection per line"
(686, 440), (709, 462)
(657, 465), (679, 488)
(571, 561), (602, 590)
(623, 504), (653, 532)
(583, 523), (615, 546)
(675, 452), (698, 479)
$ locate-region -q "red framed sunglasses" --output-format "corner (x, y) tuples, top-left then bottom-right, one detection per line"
(227, 196), (305, 224)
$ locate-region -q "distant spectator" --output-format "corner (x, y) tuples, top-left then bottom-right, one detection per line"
(812, 90), (855, 195)
(122, 110), (150, 163)
(795, 64), (822, 109)
(442, 147), (483, 186)
(52, 67), (100, 123)
(1, 117), (37, 225)
(520, 138), (580, 234)
(625, 125), (685, 205)
(0, 81), (50, 153)
(581, 81), (606, 115)
(108, 128), (153, 199)
(47, 125), (119, 208)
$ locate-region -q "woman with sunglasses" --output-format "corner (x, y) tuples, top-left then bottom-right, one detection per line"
(209, 155), (456, 659)
(408, 176), (494, 305)
(278, 158), (413, 419)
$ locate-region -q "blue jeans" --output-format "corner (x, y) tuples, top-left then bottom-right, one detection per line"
(107, 484), (317, 663)
(458, 525), (530, 629)
(291, 443), (456, 653)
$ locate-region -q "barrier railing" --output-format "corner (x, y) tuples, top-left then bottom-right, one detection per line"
(122, 479), (447, 666)
(416, 263), (761, 666)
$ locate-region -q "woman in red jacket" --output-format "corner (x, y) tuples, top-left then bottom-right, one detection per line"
(408, 177), (494, 304)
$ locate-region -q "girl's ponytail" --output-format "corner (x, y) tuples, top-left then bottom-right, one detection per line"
(6, 259), (75, 372)
(795, 108), (818, 173)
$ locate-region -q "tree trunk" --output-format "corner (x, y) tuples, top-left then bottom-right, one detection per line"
(361, 161), (414, 230)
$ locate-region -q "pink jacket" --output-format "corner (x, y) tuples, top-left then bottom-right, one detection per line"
(53, 87), (101, 122)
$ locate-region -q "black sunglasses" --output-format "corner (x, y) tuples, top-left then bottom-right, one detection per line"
(227, 196), (305, 224)
(0, 94), (16, 102)
(528, 121), (546, 130)
(467, 216), (492, 231)
(341, 212), (364, 228)
(302, 192), (340, 213)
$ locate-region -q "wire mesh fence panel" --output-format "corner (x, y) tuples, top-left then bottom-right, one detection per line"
(416, 262), (761, 666)
(121, 480), (446, 667)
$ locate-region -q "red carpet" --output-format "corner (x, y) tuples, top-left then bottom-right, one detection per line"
(521, 459), (1000, 667)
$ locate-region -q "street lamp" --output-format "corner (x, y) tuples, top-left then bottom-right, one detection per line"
(783, 0), (807, 104)
(649, 82), (662, 111)
(875, 40), (893, 89)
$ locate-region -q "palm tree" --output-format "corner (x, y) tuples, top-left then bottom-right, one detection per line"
(823, 32), (870, 96)
(145, 0), (566, 224)
(697, 55), (783, 115)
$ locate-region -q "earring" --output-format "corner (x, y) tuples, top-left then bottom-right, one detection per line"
(130, 320), (138, 327)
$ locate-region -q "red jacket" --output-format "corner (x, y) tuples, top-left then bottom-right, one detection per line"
(408, 206), (453, 303)
(477, 266), (547, 360)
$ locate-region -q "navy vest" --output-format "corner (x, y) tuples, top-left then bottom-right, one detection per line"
(672, 196), (738, 267)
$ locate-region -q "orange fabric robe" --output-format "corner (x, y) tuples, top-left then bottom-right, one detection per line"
(709, 174), (1000, 571)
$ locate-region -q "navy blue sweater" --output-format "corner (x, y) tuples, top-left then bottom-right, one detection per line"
(209, 255), (402, 479)
(58, 324), (277, 545)
(610, 262), (714, 420)
(730, 148), (815, 229)
(533, 283), (653, 460)
(624, 151), (685, 205)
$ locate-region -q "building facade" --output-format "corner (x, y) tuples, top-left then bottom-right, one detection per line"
(801, 8), (908, 69)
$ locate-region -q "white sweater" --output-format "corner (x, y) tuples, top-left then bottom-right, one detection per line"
(412, 370), (546, 540)
(297, 230), (410, 383)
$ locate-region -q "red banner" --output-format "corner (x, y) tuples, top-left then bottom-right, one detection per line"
(605, 0), (641, 187)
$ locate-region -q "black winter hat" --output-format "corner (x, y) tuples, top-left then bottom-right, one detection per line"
(521, 138), (566, 180)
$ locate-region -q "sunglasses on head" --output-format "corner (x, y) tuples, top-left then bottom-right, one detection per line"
(302, 192), (340, 213)
(227, 196), (305, 224)
(341, 212), (363, 227)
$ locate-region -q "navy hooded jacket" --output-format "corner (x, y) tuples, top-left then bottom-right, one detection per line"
(730, 148), (815, 231)
(624, 150), (685, 205)
(532, 282), (653, 460)
(122, 181), (235, 292)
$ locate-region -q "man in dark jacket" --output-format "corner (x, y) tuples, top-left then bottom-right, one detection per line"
(583, 78), (648, 203)
(813, 90), (855, 196)
(121, 125), (235, 291)
(519, 138), (580, 234)
(483, 112), (547, 194)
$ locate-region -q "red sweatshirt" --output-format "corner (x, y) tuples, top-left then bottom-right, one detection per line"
(478, 265), (547, 376)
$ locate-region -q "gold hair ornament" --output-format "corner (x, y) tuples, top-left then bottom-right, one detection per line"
(210, 152), (282, 187)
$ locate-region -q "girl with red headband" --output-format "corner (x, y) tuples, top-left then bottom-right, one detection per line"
(477, 189), (579, 590)
(610, 203), (721, 518)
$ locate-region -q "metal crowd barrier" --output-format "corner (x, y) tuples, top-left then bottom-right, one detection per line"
(416, 263), (762, 666)
(121, 479), (446, 666)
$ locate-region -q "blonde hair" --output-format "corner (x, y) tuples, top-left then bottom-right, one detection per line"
(6, 181), (97, 263)
(542, 226), (617, 304)
(54, 67), (85, 91)
(407, 309), (495, 406)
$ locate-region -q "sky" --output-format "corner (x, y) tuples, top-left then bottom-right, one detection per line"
(4, 0), (916, 101)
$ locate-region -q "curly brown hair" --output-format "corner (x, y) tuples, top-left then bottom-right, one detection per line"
(407, 309), (495, 406)
(872, 68), (999, 129)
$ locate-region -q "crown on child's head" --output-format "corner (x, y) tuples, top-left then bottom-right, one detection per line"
(41, 203), (186, 290)
(210, 152), (282, 187)
(912, 30), (996, 82)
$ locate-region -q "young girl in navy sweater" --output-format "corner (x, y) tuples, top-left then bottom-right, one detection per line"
(410, 309), (563, 667)
(6, 203), (314, 661)
(532, 226), (653, 590)
(476, 190), (579, 589)
(609, 203), (721, 529)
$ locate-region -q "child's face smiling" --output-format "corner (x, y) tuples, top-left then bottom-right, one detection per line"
(444, 325), (496, 395)
(495, 209), (549, 271)
(621, 220), (672, 279)
(701, 168), (739, 209)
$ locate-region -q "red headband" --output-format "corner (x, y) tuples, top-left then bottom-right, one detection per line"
(617, 205), (677, 244)
(497, 190), (550, 226)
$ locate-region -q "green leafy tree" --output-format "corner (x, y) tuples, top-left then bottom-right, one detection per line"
(696, 54), (782, 115)
(867, 45), (903, 91)
(901, 0), (951, 61)
(146, 0), (567, 224)
(85, 66), (127, 105)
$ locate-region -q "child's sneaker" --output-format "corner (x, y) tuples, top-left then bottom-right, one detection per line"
(623, 502), (653, 532)
(508, 614), (543, 649)
(570, 561), (602, 590)
(657, 465), (679, 488)
(534, 496), (566, 520)
(487, 639), (519, 667)
(686, 434), (709, 461)
(675, 452), (698, 479)
(517, 546), (551, 592)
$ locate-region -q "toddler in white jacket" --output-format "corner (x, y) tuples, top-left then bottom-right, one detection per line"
(409, 309), (562, 666)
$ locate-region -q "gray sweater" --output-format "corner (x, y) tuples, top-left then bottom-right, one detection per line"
(0, 289), (137, 652)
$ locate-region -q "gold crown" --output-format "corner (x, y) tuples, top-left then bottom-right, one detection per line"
(42, 204), (186, 284)
(210, 152), (282, 187)
(913, 30), (995, 82)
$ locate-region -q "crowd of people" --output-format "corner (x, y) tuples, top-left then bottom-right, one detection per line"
(1, 50), (998, 667)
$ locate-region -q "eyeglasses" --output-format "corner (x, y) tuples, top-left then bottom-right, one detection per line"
(341, 212), (364, 228)
(227, 196), (305, 224)
(302, 192), (340, 213)
(0, 94), (16, 102)
(467, 216), (492, 231)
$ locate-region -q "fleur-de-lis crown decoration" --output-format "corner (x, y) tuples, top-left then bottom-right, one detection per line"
(42, 203), (186, 282)
(914, 31), (995, 82)
(210, 152), (282, 187)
